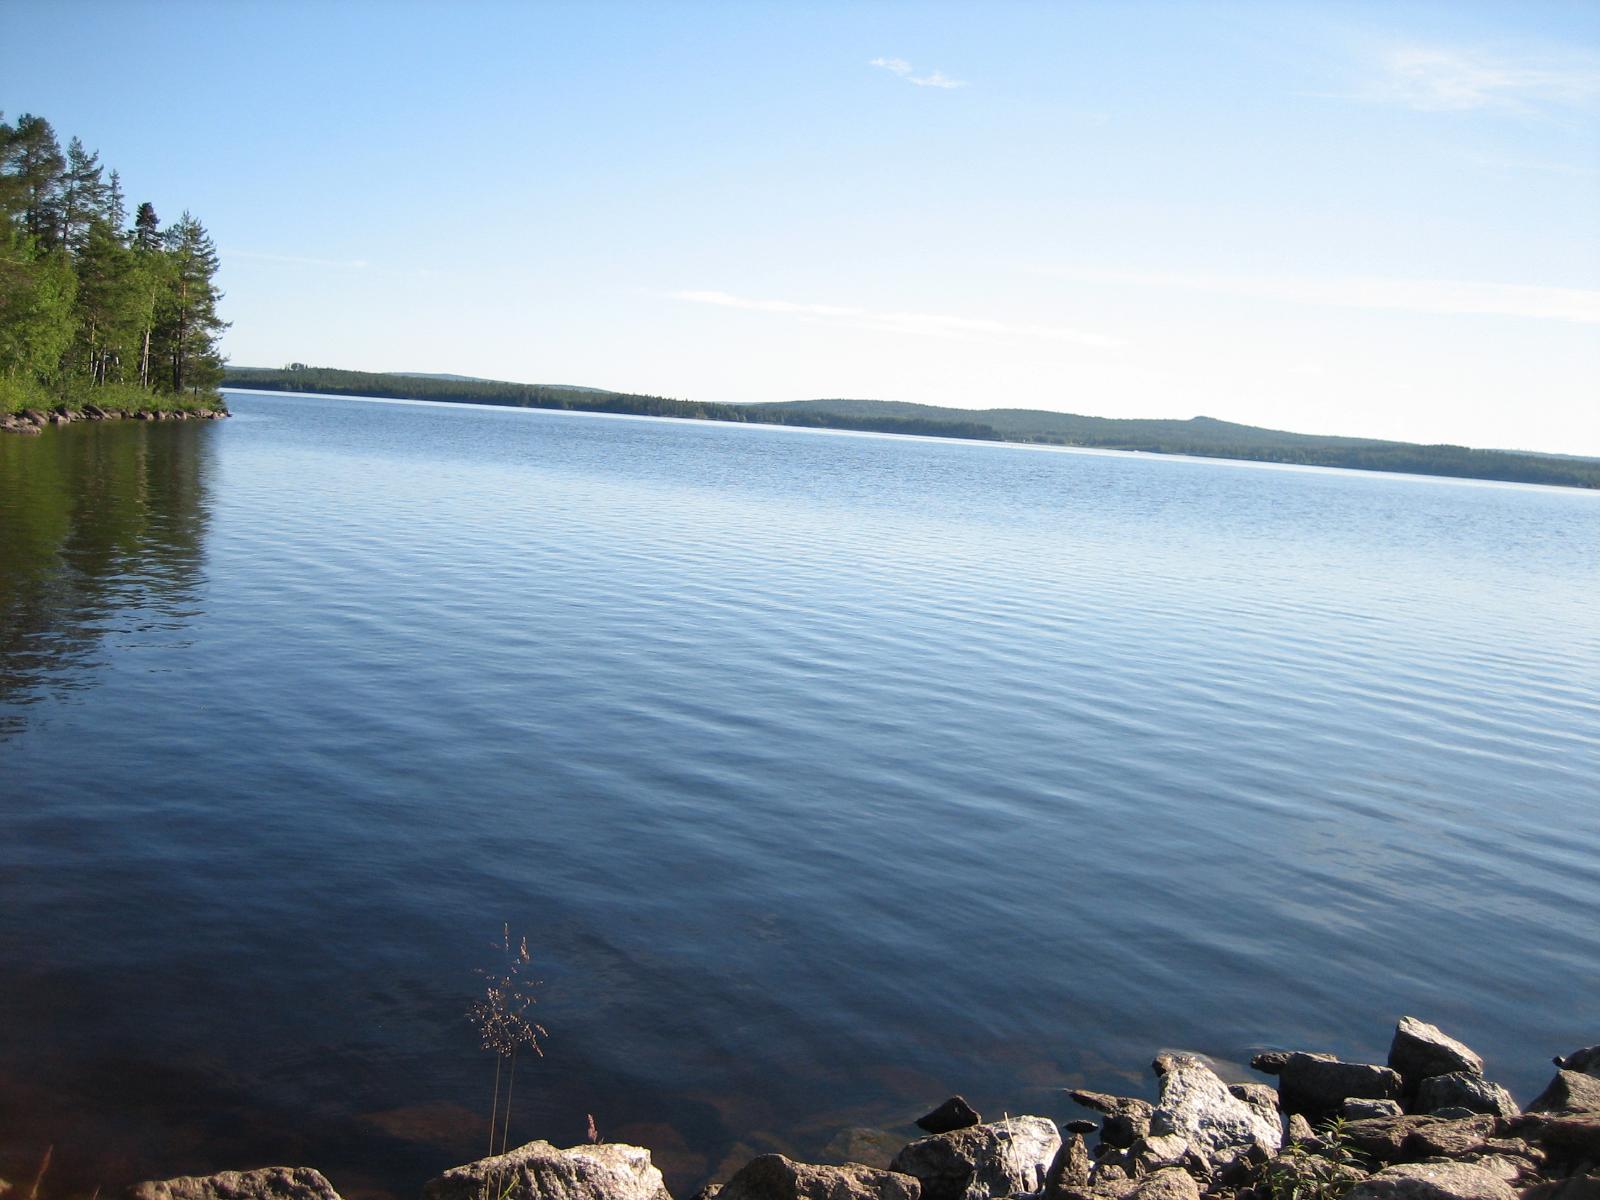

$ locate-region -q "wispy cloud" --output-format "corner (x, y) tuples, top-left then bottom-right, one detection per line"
(672, 289), (1123, 348)
(869, 56), (967, 89)
(224, 249), (371, 269)
(1357, 46), (1600, 113)
(1037, 268), (1600, 325)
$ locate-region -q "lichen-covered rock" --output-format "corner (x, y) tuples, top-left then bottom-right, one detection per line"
(1344, 1162), (1515, 1200)
(1388, 1019), (1484, 1090)
(888, 1117), (1060, 1200)
(718, 1155), (919, 1200)
(423, 1142), (671, 1200)
(1529, 1070), (1600, 1114)
(1277, 1053), (1403, 1120)
(127, 1169), (342, 1200)
(916, 1099), (982, 1136)
(1415, 1073), (1519, 1118)
(1068, 1092), (1154, 1149)
(1148, 1054), (1281, 1162)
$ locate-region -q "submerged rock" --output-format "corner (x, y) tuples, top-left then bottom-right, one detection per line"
(916, 1098), (982, 1135)
(423, 1141), (672, 1200)
(127, 1169), (342, 1200)
(888, 1117), (1060, 1200)
(718, 1155), (918, 1200)
(1415, 1073), (1519, 1118)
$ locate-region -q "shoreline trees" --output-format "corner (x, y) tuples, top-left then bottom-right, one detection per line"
(0, 111), (227, 412)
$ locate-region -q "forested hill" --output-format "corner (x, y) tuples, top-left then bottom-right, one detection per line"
(222, 365), (1600, 490)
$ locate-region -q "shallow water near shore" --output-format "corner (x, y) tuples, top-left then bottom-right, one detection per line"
(2, 391), (1597, 1197)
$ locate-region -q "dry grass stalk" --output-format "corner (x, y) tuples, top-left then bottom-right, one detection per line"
(467, 925), (547, 1175)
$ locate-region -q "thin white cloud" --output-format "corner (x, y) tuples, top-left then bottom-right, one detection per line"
(869, 56), (967, 89)
(225, 249), (371, 269)
(1038, 268), (1600, 325)
(1360, 46), (1600, 113)
(672, 289), (1123, 348)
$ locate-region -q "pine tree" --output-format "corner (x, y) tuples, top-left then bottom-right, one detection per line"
(60, 137), (109, 253)
(132, 201), (161, 251)
(156, 211), (228, 393)
(3, 114), (66, 247)
(105, 169), (127, 232)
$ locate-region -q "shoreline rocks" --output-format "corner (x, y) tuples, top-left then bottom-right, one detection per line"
(1, 404), (229, 435)
(111, 1019), (1599, 1200)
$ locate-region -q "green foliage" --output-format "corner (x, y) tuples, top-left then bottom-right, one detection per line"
(1259, 1118), (1369, 1200)
(223, 366), (1600, 490)
(0, 111), (225, 408)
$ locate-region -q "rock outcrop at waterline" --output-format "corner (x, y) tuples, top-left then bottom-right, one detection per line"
(120, 1017), (1600, 1200)
(0, 404), (229, 434)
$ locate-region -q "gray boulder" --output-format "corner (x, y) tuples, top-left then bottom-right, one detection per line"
(1555, 1047), (1600, 1076)
(1415, 1073), (1519, 1118)
(1538, 1115), (1600, 1159)
(1148, 1054), (1281, 1161)
(1344, 1100), (1405, 1120)
(1285, 1114), (1315, 1145)
(1530, 1070), (1600, 1113)
(1228, 1084), (1281, 1124)
(718, 1156), (918, 1200)
(1042, 1136), (1092, 1197)
(1126, 1169), (1199, 1200)
(127, 1170), (342, 1200)
(1389, 1019), (1484, 1090)
(1337, 1117), (1441, 1163)
(1277, 1053), (1403, 1120)
(1344, 1162), (1516, 1200)
(916, 1099), (982, 1135)
(1068, 1092), (1154, 1149)
(423, 1142), (671, 1200)
(888, 1117), (1061, 1200)
(1404, 1115), (1498, 1160)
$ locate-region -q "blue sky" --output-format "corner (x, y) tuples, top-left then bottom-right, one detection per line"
(6, 1), (1598, 452)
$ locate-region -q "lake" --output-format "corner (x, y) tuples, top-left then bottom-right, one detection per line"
(2, 391), (1596, 1197)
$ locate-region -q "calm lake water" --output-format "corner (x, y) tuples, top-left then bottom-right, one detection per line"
(2, 391), (1597, 1197)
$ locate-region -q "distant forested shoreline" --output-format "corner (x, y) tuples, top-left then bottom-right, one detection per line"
(225, 365), (1600, 490)
(1, 111), (227, 417)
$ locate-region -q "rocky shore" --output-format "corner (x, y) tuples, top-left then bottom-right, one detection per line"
(64, 1017), (1597, 1200)
(0, 404), (229, 435)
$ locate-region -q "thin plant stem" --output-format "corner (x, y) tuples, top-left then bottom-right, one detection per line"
(488, 1053), (503, 1156)
(500, 1046), (518, 1155)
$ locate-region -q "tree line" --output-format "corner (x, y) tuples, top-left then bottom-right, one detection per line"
(1, 111), (227, 413)
(226, 365), (1600, 489)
